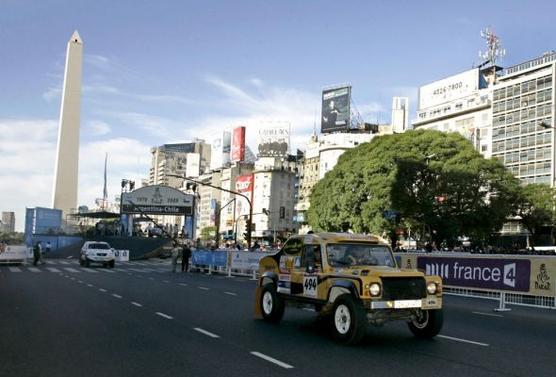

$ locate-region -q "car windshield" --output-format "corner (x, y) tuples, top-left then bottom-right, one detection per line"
(327, 243), (395, 267)
(89, 243), (110, 250)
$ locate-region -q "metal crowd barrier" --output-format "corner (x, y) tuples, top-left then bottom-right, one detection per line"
(190, 249), (269, 280)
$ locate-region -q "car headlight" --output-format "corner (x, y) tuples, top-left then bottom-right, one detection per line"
(426, 282), (437, 295)
(369, 283), (381, 297)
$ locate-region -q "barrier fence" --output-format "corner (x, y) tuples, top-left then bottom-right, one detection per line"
(0, 245), (32, 264)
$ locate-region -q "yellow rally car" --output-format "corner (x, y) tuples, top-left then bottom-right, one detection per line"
(254, 232), (443, 344)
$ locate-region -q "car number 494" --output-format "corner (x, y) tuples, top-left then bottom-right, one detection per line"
(303, 276), (317, 297)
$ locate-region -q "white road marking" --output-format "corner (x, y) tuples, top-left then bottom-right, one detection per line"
(28, 267), (41, 272)
(99, 288), (107, 292)
(66, 256), (73, 259)
(438, 335), (489, 347)
(302, 308), (315, 312)
(198, 286), (210, 291)
(64, 267), (79, 273)
(472, 311), (504, 318)
(179, 283), (188, 287)
(112, 294), (122, 299)
(87, 283), (94, 287)
(99, 269), (116, 273)
(149, 277), (155, 280)
(193, 327), (220, 338)
(224, 291), (237, 296)
(250, 352), (294, 369)
(162, 280), (170, 283)
(81, 268), (98, 273)
(8, 267), (22, 272)
(155, 312), (173, 320)
(47, 267), (61, 273)
(78, 280), (84, 284)
(131, 302), (143, 307)
(59, 261), (70, 265)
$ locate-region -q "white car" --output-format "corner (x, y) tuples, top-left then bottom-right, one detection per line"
(80, 241), (115, 268)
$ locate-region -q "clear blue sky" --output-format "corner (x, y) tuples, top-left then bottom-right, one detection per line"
(1, 0), (555, 230)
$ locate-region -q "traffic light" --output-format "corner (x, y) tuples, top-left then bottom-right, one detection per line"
(243, 221), (251, 241)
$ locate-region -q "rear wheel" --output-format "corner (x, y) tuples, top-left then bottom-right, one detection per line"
(260, 284), (285, 323)
(408, 309), (443, 338)
(330, 294), (367, 345)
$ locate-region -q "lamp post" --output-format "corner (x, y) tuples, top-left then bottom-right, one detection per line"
(262, 208), (276, 245)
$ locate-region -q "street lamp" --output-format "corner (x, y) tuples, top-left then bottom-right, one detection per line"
(262, 208), (276, 245)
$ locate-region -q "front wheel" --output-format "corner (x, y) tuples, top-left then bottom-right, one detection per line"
(260, 284), (285, 323)
(408, 309), (443, 338)
(330, 294), (367, 345)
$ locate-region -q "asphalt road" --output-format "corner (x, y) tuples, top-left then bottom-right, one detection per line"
(1, 259), (555, 377)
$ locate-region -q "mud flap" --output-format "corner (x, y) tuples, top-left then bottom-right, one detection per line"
(253, 284), (262, 319)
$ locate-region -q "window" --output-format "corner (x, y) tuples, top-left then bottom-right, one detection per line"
(327, 243), (395, 267)
(301, 244), (322, 271)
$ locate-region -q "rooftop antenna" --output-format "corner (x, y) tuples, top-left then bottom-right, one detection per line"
(479, 27), (505, 83)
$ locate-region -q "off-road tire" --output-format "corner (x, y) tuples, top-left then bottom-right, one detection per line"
(330, 294), (367, 345)
(408, 309), (443, 338)
(260, 284), (285, 323)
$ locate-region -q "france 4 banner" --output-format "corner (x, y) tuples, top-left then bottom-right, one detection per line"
(417, 256), (531, 292)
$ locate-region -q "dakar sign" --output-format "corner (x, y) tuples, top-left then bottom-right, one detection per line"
(121, 185), (194, 215)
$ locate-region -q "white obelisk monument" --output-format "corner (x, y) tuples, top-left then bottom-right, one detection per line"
(52, 31), (83, 219)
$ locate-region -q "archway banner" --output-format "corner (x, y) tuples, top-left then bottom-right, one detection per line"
(121, 185), (193, 215)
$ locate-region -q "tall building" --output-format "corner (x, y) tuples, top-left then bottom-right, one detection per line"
(1, 212), (15, 233)
(391, 97), (409, 133)
(194, 171), (222, 238)
(52, 31), (83, 218)
(413, 67), (494, 158)
(148, 140), (211, 188)
(491, 52), (555, 185)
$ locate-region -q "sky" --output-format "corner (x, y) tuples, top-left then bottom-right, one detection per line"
(1, 0), (555, 231)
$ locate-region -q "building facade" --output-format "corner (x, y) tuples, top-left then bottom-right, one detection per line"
(1, 212), (15, 233)
(392, 97), (409, 133)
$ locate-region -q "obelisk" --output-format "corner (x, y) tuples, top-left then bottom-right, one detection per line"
(52, 31), (83, 219)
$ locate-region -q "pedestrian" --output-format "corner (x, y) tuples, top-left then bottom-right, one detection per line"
(45, 241), (52, 258)
(171, 242), (180, 273)
(33, 241), (42, 266)
(181, 242), (191, 272)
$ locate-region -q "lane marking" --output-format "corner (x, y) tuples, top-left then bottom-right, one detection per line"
(193, 327), (220, 338)
(162, 280), (170, 283)
(131, 302), (143, 307)
(47, 267), (61, 273)
(99, 269), (116, 273)
(198, 286), (210, 291)
(438, 335), (489, 347)
(66, 256), (73, 259)
(81, 268), (98, 273)
(64, 267), (79, 273)
(78, 280), (84, 284)
(149, 277), (155, 280)
(224, 291), (237, 296)
(8, 267), (22, 272)
(472, 311), (504, 318)
(112, 294), (122, 299)
(99, 288), (107, 292)
(59, 261), (70, 265)
(302, 308), (315, 312)
(28, 267), (41, 273)
(179, 283), (188, 287)
(156, 312), (173, 320)
(250, 352), (294, 369)
(87, 283), (94, 287)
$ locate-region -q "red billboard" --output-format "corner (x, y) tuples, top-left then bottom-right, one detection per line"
(235, 174), (253, 218)
(231, 126), (246, 162)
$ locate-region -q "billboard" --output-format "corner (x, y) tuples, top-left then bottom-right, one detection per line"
(121, 185), (193, 215)
(235, 174), (253, 219)
(257, 123), (290, 157)
(210, 131), (231, 171)
(231, 126), (246, 162)
(185, 153), (200, 178)
(321, 86), (351, 133)
(418, 68), (479, 110)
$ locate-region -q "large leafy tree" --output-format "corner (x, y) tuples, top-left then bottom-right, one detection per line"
(308, 130), (521, 247)
(515, 183), (556, 247)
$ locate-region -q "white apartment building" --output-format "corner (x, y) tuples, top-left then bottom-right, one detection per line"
(319, 132), (376, 179)
(218, 163), (254, 238)
(392, 97), (409, 133)
(413, 67), (494, 158)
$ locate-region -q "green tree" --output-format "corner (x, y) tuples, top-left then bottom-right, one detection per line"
(308, 130), (521, 248)
(515, 183), (556, 247)
(200, 226), (217, 241)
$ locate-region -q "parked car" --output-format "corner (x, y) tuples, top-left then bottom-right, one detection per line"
(80, 241), (115, 268)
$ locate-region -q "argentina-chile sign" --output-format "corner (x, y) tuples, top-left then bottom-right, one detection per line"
(121, 185), (193, 215)
(417, 256), (531, 292)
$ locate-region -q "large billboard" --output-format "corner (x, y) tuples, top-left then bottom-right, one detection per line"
(235, 174), (253, 219)
(210, 131), (231, 171)
(321, 86), (351, 133)
(185, 153), (200, 178)
(231, 126), (246, 162)
(418, 68), (480, 110)
(121, 185), (194, 215)
(257, 123), (290, 157)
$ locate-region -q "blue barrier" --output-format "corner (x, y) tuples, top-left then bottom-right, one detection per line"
(191, 250), (227, 267)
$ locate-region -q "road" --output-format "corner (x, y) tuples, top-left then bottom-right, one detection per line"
(1, 259), (555, 377)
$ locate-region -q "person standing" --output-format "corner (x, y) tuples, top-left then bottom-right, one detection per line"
(45, 241), (52, 258)
(181, 243), (191, 272)
(171, 242), (180, 273)
(33, 241), (42, 266)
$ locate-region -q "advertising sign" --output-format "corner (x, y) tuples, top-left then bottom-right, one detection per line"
(231, 126), (246, 162)
(235, 175), (253, 218)
(416, 256), (531, 292)
(210, 131), (231, 171)
(321, 86), (351, 133)
(121, 185), (194, 215)
(0, 245), (31, 262)
(418, 68), (479, 110)
(257, 123), (290, 157)
(185, 153), (200, 178)
(191, 250), (228, 267)
(114, 249), (130, 262)
(230, 251), (267, 271)
(209, 198), (217, 225)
